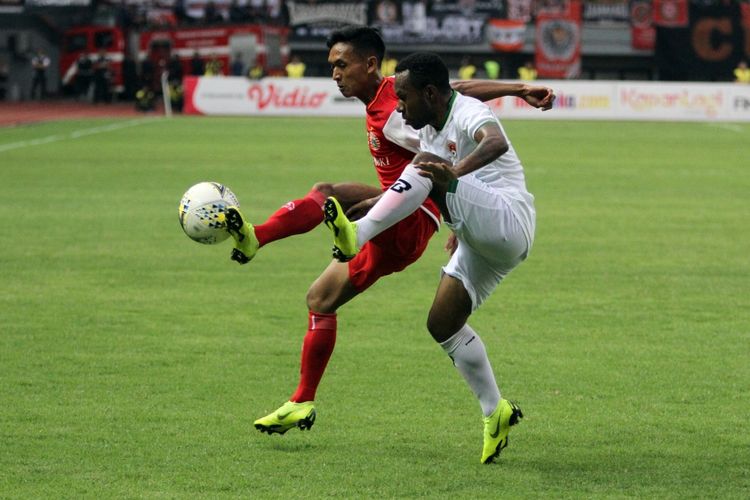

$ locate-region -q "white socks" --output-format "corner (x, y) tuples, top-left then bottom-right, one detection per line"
(440, 324), (501, 417)
(355, 164), (433, 247)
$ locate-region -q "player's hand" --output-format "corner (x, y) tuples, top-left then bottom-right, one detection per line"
(415, 160), (456, 190)
(346, 196), (379, 221)
(445, 232), (458, 255)
(521, 84), (555, 111)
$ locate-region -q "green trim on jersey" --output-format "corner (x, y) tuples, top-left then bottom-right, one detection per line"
(448, 179), (459, 194)
(436, 90), (458, 131)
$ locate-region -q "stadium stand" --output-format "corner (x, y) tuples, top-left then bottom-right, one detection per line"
(1, 0), (748, 103)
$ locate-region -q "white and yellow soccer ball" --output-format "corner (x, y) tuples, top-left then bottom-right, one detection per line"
(178, 182), (240, 244)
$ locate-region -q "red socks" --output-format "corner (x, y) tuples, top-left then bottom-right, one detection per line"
(290, 311), (337, 403)
(256, 188), (336, 402)
(254, 188), (327, 247)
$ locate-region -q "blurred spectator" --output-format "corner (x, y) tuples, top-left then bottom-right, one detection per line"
(285, 54), (306, 78)
(167, 54), (183, 82)
(231, 54), (245, 76)
(132, 5), (148, 30)
(204, 1), (222, 23)
(173, 0), (188, 25)
(30, 49), (50, 100)
(0, 60), (8, 100)
(457, 56), (476, 80)
(735, 60), (750, 84)
(116, 0), (134, 31)
(169, 80), (184, 112)
(381, 54), (397, 77)
(76, 53), (93, 101)
(518, 61), (537, 81)
(135, 84), (155, 112)
(204, 56), (223, 76)
(229, 0), (247, 22)
(141, 55), (155, 89)
(267, 0), (286, 24)
(93, 49), (113, 103)
(272, 0), (290, 25)
(248, 63), (265, 80)
(122, 55), (138, 100)
(484, 60), (500, 80)
(190, 51), (204, 76)
(249, 0), (268, 23)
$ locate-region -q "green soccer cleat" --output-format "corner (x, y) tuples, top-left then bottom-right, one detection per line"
(254, 401), (316, 435)
(225, 206), (259, 264)
(481, 399), (523, 464)
(323, 197), (359, 262)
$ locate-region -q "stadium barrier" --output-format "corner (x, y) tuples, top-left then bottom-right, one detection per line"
(183, 76), (750, 122)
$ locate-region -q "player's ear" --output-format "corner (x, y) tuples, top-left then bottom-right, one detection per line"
(424, 84), (438, 102)
(367, 55), (379, 74)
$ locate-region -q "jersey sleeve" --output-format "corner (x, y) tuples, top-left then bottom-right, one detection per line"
(459, 96), (502, 141)
(382, 109), (420, 153)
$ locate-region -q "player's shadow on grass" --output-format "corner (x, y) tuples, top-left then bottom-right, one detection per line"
(260, 439), (318, 454)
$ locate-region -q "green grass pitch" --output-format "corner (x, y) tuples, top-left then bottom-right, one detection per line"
(1, 116), (749, 498)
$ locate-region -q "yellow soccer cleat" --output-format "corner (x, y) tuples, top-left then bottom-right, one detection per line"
(225, 206), (259, 264)
(254, 401), (316, 435)
(322, 197), (359, 262)
(481, 399), (523, 464)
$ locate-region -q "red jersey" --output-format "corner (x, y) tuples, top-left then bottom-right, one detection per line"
(366, 77), (441, 226)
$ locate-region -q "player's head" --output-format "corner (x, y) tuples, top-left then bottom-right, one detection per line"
(327, 26), (385, 63)
(327, 26), (385, 100)
(393, 52), (452, 130)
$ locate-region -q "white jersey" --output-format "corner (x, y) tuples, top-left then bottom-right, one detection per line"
(418, 92), (535, 246)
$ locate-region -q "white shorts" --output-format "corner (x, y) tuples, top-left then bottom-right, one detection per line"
(442, 175), (535, 311)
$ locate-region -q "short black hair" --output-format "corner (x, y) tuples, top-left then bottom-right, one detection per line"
(395, 52), (451, 93)
(326, 26), (385, 63)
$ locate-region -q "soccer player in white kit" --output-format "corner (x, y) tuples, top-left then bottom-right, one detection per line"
(323, 52), (536, 464)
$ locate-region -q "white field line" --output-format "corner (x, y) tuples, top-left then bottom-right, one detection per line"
(0, 118), (158, 153)
(706, 122), (745, 134)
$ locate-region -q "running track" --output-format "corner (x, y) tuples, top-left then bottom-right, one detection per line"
(0, 100), (157, 127)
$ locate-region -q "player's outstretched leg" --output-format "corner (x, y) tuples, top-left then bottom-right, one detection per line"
(481, 399), (523, 464)
(322, 197), (359, 262)
(225, 206), (259, 264)
(254, 401), (316, 435)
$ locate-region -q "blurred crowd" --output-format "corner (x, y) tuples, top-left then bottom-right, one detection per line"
(111, 0), (289, 32)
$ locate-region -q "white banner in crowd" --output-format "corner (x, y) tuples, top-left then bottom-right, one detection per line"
(184, 76), (364, 117)
(184, 77), (750, 122)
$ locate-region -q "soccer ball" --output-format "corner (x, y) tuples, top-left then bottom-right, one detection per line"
(178, 181), (240, 244)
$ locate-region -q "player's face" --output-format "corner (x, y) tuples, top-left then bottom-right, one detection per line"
(328, 42), (374, 100)
(394, 71), (433, 130)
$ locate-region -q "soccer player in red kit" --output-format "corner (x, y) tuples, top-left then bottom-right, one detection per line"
(225, 27), (555, 434)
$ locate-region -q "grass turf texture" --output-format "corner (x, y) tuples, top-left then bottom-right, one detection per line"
(1, 117), (748, 498)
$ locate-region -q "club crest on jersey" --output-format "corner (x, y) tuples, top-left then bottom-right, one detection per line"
(368, 130), (381, 150)
(447, 141), (457, 160)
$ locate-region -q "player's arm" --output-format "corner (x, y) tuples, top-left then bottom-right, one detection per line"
(451, 80), (555, 110)
(452, 122), (507, 177)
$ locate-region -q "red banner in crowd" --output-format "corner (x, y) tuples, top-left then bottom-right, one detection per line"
(535, 0), (582, 78)
(488, 19), (526, 52)
(630, 0), (655, 51)
(653, 0), (688, 28)
(742, 2), (750, 28)
(506, 0), (533, 22)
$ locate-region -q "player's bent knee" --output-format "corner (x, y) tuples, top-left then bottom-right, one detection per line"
(425, 312), (456, 343)
(312, 182), (334, 197)
(306, 288), (333, 314)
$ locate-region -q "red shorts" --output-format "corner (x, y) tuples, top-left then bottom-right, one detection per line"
(348, 208), (438, 292)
